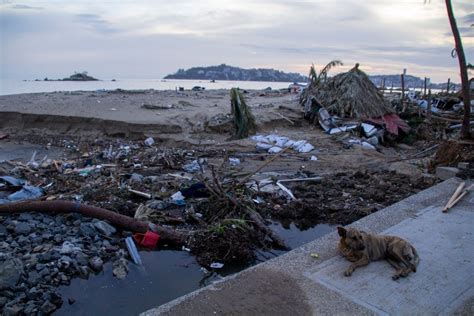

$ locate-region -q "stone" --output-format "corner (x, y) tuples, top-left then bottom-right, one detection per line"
(77, 266), (90, 279)
(0, 296), (7, 307)
(436, 166), (459, 180)
(112, 258), (128, 280)
(27, 271), (41, 285)
(3, 304), (23, 316)
(0, 225), (7, 237)
(457, 162), (469, 170)
(40, 301), (57, 314)
(89, 257), (103, 271)
(0, 256), (24, 290)
(14, 222), (32, 235)
(58, 241), (82, 255)
(93, 221), (116, 236)
(18, 213), (33, 221)
(68, 298), (76, 305)
(79, 223), (96, 237)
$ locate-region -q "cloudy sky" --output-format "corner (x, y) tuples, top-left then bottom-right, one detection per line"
(0, 0), (473, 82)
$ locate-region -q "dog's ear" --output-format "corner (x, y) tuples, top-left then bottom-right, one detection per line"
(337, 226), (346, 237)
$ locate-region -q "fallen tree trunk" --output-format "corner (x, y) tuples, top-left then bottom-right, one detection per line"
(0, 200), (185, 245)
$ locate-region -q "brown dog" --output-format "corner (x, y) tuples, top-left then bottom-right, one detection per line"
(337, 226), (420, 280)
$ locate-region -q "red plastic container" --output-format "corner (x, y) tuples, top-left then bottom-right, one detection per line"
(133, 231), (160, 248)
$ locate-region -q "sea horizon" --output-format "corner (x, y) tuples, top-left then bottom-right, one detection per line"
(0, 78), (300, 96)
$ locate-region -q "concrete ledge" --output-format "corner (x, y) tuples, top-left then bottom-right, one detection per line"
(142, 178), (473, 315)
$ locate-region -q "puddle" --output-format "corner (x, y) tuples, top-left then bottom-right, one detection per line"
(55, 250), (224, 316)
(55, 222), (334, 315)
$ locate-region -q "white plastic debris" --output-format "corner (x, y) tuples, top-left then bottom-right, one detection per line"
(298, 143), (314, 153)
(361, 142), (376, 150)
(182, 246), (191, 252)
(275, 137), (289, 147)
(361, 123), (377, 137)
(171, 191), (185, 201)
(229, 158), (240, 166)
(268, 146), (283, 154)
(144, 137), (155, 147)
(210, 262), (224, 269)
(183, 160), (201, 173)
(256, 142), (273, 151)
(310, 155), (318, 161)
(125, 237), (142, 265)
(276, 182), (296, 200)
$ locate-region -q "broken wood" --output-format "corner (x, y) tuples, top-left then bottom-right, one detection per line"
(0, 200), (185, 244)
(277, 112), (295, 125)
(443, 182), (465, 212)
(128, 188), (152, 199)
(444, 184), (473, 212)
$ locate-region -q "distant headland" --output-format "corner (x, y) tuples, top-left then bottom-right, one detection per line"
(164, 64), (308, 83)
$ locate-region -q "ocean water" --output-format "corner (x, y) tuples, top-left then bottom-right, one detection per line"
(0, 78), (296, 95)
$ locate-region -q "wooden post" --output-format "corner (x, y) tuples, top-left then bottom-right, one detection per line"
(424, 77), (427, 97)
(446, 78), (451, 94)
(401, 73), (406, 111)
(427, 89), (432, 121)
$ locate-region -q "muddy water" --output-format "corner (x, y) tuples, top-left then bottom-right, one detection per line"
(55, 223), (334, 315)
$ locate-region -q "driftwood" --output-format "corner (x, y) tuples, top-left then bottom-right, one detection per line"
(0, 200), (185, 245)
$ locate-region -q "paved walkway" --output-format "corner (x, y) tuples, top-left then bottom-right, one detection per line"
(142, 178), (474, 315)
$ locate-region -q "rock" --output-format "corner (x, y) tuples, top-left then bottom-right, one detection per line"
(14, 222), (32, 235)
(3, 304), (23, 316)
(0, 256), (24, 290)
(80, 223), (96, 237)
(58, 241), (82, 255)
(0, 296), (7, 307)
(68, 298), (76, 305)
(40, 300), (57, 314)
(93, 221), (116, 236)
(74, 252), (89, 266)
(27, 271), (41, 285)
(89, 257), (103, 271)
(50, 291), (63, 306)
(18, 213), (33, 221)
(112, 258), (128, 279)
(436, 166), (459, 180)
(457, 162), (469, 170)
(0, 225), (7, 237)
(77, 266), (90, 279)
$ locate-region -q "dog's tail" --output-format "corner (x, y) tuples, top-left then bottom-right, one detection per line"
(408, 245), (420, 272)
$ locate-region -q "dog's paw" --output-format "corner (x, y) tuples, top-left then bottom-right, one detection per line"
(344, 270), (352, 277)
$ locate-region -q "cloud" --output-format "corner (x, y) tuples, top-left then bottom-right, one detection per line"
(74, 13), (120, 34)
(1, 0), (473, 82)
(10, 4), (43, 10)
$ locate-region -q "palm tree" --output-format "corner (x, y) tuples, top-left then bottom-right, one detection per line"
(445, 0), (471, 139)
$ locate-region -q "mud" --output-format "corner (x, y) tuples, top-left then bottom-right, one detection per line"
(269, 170), (435, 228)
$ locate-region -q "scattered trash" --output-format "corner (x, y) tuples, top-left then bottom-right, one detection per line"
(133, 231), (160, 249)
(210, 262), (224, 269)
(251, 134), (315, 154)
(229, 158), (241, 166)
(183, 159), (205, 173)
(126, 237), (143, 265)
(310, 253), (319, 258)
(182, 246), (191, 252)
(144, 137), (155, 147)
(310, 156), (318, 161)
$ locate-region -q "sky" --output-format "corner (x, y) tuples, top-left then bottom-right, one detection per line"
(0, 0), (473, 83)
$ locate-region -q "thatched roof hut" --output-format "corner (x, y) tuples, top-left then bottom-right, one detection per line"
(303, 64), (394, 119)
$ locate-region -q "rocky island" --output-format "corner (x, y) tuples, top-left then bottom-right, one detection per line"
(164, 64), (307, 82)
(38, 72), (99, 81)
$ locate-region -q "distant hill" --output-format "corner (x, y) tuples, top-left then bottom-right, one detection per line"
(368, 74), (459, 91)
(164, 64), (307, 83)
